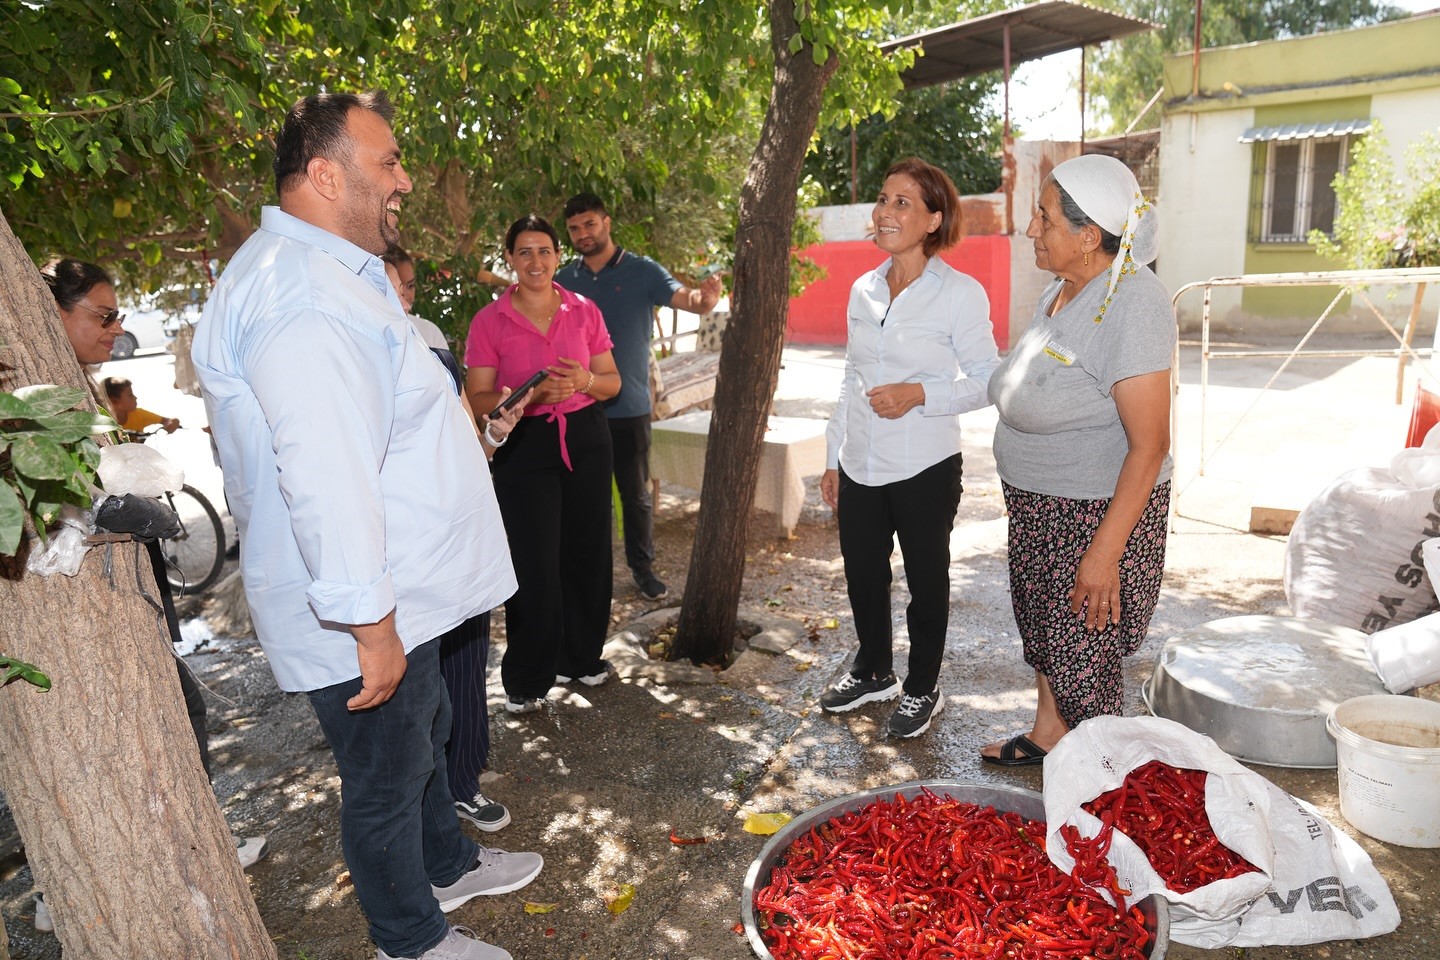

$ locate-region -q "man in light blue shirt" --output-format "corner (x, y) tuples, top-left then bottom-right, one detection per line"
(192, 91), (539, 960)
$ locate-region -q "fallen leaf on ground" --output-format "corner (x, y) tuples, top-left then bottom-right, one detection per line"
(605, 883), (637, 915)
(742, 811), (792, 835)
(823, 618), (839, 629)
(523, 901), (559, 914)
(657, 711), (675, 719)
(794, 662), (812, 672)
(669, 830), (709, 845)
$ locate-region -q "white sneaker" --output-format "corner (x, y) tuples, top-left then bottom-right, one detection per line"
(504, 695), (542, 714)
(432, 847), (543, 912)
(377, 925), (512, 960)
(33, 892), (52, 933)
(236, 834), (268, 869)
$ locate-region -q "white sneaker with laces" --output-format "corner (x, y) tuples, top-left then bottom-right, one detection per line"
(433, 847), (543, 912)
(376, 925), (512, 960)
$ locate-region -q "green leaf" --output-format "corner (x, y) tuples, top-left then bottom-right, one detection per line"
(10, 435), (73, 481)
(0, 656), (52, 691)
(0, 77), (21, 96)
(12, 384), (85, 418)
(30, 410), (113, 443)
(0, 392), (39, 418)
(0, 481), (24, 557)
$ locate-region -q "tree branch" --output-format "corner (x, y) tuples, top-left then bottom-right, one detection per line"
(0, 80), (175, 120)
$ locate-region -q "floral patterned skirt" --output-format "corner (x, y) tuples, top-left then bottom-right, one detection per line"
(1002, 480), (1170, 727)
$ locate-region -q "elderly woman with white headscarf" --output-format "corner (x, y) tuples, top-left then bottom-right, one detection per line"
(980, 154), (1175, 766)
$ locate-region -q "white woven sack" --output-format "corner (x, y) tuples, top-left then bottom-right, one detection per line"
(1366, 537), (1440, 691)
(1284, 439), (1440, 633)
(1043, 716), (1399, 948)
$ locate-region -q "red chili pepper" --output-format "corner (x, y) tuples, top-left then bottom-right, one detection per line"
(754, 790), (1149, 960)
(1075, 760), (1260, 895)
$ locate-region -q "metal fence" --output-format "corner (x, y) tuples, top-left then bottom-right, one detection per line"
(1171, 267), (1440, 479)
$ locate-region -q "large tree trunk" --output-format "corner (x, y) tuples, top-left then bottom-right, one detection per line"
(0, 207), (275, 958)
(672, 0), (839, 664)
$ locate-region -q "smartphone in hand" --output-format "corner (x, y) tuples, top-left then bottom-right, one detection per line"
(487, 370), (549, 420)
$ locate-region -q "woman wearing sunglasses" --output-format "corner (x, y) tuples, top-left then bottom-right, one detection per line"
(41, 258), (126, 365)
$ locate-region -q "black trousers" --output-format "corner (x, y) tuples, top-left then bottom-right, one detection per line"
(493, 404), (614, 699)
(147, 540), (211, 778)
(608, 413), (656, 577)
(438, 613), (491, 804)
(837, 454), (963, 697)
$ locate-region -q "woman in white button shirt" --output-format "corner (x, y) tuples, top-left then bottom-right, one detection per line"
(817, 157), (1001, 739)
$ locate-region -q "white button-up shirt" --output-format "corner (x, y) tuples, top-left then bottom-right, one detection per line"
(826, 256), (1000, 486)
(192, 207), (515, 692)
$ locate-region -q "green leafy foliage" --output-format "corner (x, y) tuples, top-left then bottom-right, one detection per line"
(1312, 124), (1440, 269)
(0, 385), (113, 557)
(1085, 0), (1402, 134)
(4, 0), (917, 331)
(803, 0), (1005, 204)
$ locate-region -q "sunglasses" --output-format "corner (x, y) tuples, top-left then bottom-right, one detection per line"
(78, 302), (125, 328)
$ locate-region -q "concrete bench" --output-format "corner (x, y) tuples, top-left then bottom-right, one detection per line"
(650, 411), (828, 538)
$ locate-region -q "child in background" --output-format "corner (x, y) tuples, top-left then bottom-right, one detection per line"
(102, 376), (180, 434)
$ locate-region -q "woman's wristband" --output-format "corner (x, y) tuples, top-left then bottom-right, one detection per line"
(578, 371), (596, 396)
(483, 421), (508, 448)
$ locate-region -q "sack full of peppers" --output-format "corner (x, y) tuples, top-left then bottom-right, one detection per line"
(1043, 716), (1399, 949)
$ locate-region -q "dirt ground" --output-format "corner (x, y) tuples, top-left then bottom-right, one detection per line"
(3, 345), (1440, 958)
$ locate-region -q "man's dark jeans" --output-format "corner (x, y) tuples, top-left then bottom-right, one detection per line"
(307, 638), (477, 957)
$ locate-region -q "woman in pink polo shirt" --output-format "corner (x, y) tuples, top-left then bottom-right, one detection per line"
(466, 215), (621, 714)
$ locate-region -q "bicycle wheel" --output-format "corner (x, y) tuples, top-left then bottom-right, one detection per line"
(162, 485), (226, 596)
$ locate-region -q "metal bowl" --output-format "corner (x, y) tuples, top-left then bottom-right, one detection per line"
(740, 779), (1169, 959)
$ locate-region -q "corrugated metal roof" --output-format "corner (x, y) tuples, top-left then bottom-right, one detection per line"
(1238, 119), (1373, 143)
(881, 0), (1157, 90)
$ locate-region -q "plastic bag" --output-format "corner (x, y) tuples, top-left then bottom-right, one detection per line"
(97, 443), (184, 498)
(94, 493), (181, 540)
(25, 504), (93, 578)
(1366, 536), (1440, 691)
(1044, 716), (1399, 948)
(1285, 432), (1440, 633)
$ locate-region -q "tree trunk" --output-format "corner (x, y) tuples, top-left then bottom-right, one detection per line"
(0, 206), (276, 959)
(672, 0), (839, 664)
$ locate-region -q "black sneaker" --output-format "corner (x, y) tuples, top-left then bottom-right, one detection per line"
(818, 672), (902, 713)
(888, 688), (945, 738)
(633, 571), (668, 601)
(455, 791), (511, 832)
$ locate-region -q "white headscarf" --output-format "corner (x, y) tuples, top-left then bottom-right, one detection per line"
(1051, 154), (1159, 323)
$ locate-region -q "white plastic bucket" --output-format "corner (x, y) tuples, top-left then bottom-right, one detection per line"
(1326, 695), (1440, 847)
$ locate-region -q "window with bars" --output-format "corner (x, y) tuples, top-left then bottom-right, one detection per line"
(1253, 136), (1351, 243)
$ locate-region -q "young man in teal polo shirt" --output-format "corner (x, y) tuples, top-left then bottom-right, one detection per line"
(556, 193), (722, 601)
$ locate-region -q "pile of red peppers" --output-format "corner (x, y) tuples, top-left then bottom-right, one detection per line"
(1075, 760), (1260, 895)
(753, 789), (1153, 959)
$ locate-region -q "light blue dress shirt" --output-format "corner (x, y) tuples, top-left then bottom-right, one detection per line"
(826, 255), (1001, 486)
(192, 206), (516, 692)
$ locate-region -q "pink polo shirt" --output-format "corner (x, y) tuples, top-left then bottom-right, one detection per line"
(465, 283), (614, 467)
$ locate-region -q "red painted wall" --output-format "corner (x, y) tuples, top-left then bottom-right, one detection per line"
(786, 235), (1011, 349)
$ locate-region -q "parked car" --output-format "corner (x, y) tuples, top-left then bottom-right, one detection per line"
(109, 295), (203, 360)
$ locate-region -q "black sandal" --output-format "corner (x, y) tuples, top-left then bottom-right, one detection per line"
(981, 734), (1048, 767)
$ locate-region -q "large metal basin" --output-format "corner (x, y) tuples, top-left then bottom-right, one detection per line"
(740, 780), (1169, 959)
(1144, 615), (1388, 768)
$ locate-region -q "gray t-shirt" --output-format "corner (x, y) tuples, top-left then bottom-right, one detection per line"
(990, 266), (1176, 499)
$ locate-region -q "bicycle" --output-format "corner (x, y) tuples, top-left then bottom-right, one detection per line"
(124, 428), (227, 596)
